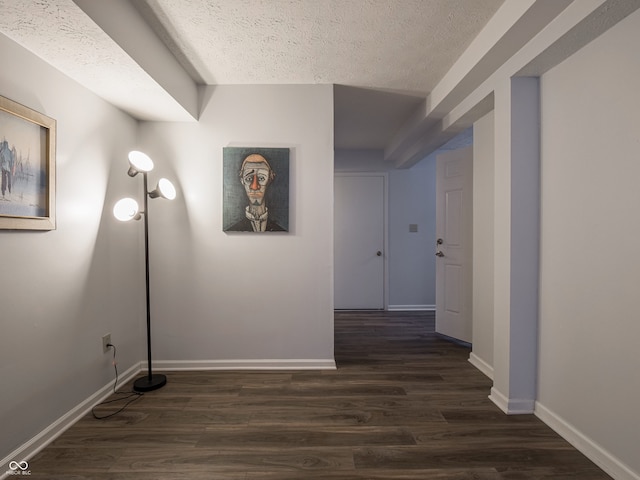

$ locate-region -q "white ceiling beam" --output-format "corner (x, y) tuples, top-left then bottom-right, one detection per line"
(385, 0), (574, 168)
(73, 0), (199, 121)
(389, 0), (640, 169)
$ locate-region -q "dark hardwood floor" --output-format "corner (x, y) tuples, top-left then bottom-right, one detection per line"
(29, 311), (611, 479)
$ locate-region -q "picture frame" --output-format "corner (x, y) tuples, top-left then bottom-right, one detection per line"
(0, 95), (56, 230)
(222, 146), (290, 233)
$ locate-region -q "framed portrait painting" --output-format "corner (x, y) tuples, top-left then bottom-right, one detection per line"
(223, 147), (289, 232)
(0, 95), (56, 230)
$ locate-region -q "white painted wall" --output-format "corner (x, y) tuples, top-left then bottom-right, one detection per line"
(135, 85), (335, 365)
(470, 111), (494, 378)
(0, 34), (143, 460)
(335, 149), (436, 309)
(537, 9), (640, 478)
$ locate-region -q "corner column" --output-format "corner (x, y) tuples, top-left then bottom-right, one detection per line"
(490, 76), (540, 414)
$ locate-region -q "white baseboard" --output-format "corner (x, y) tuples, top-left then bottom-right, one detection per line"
(535, 402), (639, 480)
(0, 363), (141, 480)
(468, 353), (494, 380)
(488, 387), (535, 414)
(387, 304), (435, 311)
(152, 359), (337, 370)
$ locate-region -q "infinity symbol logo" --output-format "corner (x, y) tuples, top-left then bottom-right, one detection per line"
(9, 461), (28, 471)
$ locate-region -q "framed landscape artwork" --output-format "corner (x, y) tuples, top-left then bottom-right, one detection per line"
(0, 95), (56, 230)
(223, 146), (289, 233)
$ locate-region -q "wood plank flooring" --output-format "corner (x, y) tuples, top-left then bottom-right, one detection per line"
(28, 311), (611, 479)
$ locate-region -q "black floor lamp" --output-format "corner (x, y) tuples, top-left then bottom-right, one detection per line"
(113, 150), (176, 392)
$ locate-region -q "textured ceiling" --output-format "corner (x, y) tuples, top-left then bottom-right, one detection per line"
(0, 0), (505, 149)
(137, 0), (505, 150)
(0, 0), (195, 120)
(137, 0), (504, 94)
(1, 1), (635, 161)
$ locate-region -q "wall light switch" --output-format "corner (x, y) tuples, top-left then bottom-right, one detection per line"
(409, 224), (418, 233)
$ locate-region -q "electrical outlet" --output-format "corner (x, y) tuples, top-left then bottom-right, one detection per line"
(102, 333), (112, 353)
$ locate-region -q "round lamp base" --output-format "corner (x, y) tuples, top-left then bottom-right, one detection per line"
(133, 373), (167, 392)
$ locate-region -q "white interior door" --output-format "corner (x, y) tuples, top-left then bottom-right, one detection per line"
(334, 174), (385, 309)
(436, 147), (473, 343)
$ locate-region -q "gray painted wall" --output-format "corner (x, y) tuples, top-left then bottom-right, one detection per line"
(0, 44), (335, 462)
(135, 84), (335, 366)
(537, 9), (640, 476)
(470, 110), (495, 378)
(0, 33), (143, 460)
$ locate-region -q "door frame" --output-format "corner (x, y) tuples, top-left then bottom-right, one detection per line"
(334, 172), (389, 310)
(435, 146), (473, 343)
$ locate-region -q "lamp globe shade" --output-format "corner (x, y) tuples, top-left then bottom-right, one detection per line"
(128, 151), (154, 173)
(113, 197), (140, 221)
(158, 178), (176, 200)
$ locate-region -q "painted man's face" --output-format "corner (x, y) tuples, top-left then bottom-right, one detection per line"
(240, 157), (272, 206)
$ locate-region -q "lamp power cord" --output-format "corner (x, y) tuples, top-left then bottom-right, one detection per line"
(92, 343), (143, 419)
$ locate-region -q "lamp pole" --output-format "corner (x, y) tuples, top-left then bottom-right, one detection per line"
(133, 171), (167, 392)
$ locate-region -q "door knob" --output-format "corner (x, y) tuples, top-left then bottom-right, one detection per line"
(376, 251), (382, 256)
(435, 251), (444, 257)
